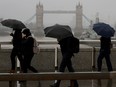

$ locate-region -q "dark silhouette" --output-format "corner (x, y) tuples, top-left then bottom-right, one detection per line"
(10, 28), (23, 73)
(22, 28), (38, 73)
(97, 36), (113, 71)
(50, 36), (79, 87)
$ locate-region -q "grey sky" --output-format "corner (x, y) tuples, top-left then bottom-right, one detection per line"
(0, 0), (116, 27)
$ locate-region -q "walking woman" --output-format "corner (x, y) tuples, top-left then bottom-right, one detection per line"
(22, 28), (38, 73)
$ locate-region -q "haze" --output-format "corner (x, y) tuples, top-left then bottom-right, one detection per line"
(0, 0), (116, 27)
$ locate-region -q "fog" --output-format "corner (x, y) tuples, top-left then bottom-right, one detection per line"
(0, 0), (116, 27)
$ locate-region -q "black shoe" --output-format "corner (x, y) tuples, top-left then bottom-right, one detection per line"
(50, 83), (59, 87)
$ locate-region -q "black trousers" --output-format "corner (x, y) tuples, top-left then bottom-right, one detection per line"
(10, 47), (23, 71)
(97, 50), (113, 71)
(23, 53), (38, 73)
(55, 52), (78, 87)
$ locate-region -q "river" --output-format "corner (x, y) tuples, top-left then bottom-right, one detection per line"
(0, 35), (57, 41)
(0, 35), (59, 49)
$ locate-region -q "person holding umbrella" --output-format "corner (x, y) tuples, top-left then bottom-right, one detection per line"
(1, 19), (26, 73)
(50, 36), (79, 87)
(44, 24), (79, 87)
(10, 28), (24, 73)
(93, 22), (115, 71)
(97, 36), (113, 71)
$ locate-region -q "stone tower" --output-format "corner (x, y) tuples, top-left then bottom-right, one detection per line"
(75, 3), (83, 37)
(36, 2), (43, 28)
(36, 2), (44, 36)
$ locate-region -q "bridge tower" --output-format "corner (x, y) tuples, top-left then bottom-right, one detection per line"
(36, 2), (43, 28)
(75, 3), (83, 37)
(36, 2), (44, 36)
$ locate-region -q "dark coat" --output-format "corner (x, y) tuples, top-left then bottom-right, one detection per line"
(22, 36), (34, 54)
(58, 36), (74, 54)
(12, 30), (22, 48)
(100, 37), (111, 54)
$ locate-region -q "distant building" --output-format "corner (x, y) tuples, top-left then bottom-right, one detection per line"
(36, 2), (43, 28)
(36, 2), (44, 36)
(36, 2), (83, 37)
(75, 3), (83, 37)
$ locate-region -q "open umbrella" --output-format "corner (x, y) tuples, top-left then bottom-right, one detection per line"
(1, 19), (26, 30)
(93, 22), (115, 37)
(44, 24), (73, 41)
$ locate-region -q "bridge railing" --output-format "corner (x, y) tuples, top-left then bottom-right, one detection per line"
(1, 39), (116, 70)
(0, 72), (115, 87)
(1, 39), (116, 45)
(0, 40), (116, 87)
(0, 72), (115, 81)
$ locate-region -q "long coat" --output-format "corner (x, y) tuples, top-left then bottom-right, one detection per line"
(100, 37), (111, 54)
(58, 36), (74, 54)
(22, 36), (34, 55)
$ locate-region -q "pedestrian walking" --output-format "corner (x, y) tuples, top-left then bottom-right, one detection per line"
(97, 36), (113, 71)
(22, 28), (38, 73)
(50, 36), (79, 87)
(10, 28), (24, 73)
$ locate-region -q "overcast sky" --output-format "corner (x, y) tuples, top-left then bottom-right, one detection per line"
(0, 0), (116, 27)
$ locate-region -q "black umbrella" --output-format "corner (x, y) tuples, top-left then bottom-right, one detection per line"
(1, 19), (26, 30)
(93, 22), (115, 37)
(44, 24), (73, 41)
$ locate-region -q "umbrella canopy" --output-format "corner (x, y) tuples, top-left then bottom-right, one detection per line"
(44, 24), (73, 41)
(93, 22), (115, 37)
(1, 19), (26, 30)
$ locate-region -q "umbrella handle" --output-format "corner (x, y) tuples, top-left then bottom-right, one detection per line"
(9, 29), (14, 36)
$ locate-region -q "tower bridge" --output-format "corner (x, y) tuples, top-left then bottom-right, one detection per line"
(35, 2), (83, 37)
(26, 2), (94, 37)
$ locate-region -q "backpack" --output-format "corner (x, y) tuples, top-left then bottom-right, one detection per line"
(33, 37), (40, 54)
(72, 37), (80, 53)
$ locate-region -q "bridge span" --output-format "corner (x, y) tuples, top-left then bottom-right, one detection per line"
(44, 10), (76, 14)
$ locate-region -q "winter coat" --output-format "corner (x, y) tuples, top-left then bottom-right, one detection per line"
(100, 37), (111, 54)
(22, 36), (34, 55)
(58, 36), (74, 54)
